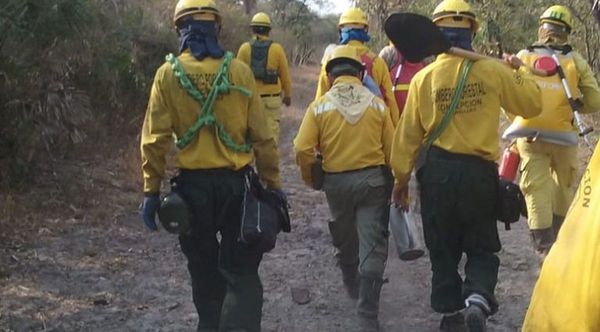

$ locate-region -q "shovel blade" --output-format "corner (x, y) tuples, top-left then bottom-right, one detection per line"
(384, 12), (450, 63)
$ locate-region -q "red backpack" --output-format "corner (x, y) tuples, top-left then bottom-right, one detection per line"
(389, 53), (426, 114)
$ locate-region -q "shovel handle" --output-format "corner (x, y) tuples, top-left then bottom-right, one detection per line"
(447, 47), (549, 77)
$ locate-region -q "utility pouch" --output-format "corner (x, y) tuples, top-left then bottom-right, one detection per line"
(497, 179), (527, 230)
(263, 69), (279, 85)
(158, 179), (191, 235)
(310, 154), (324, 190)
(239, 169), (291, 252)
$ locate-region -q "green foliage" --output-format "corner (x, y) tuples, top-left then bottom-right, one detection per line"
(0, 0), (175, 186)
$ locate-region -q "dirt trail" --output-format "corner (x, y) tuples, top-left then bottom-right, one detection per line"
(1, 65), (540, 331)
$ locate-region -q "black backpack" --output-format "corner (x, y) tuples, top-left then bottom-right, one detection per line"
(250, 39), (279, 84)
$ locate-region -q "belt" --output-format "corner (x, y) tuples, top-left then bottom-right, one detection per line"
(178, 166), (251, 177)
(325, 165), (385, 175)
(428, 146), (495, 166)
(260, 93), (281, 98)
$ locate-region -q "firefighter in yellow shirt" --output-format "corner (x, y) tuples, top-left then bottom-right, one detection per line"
(294, 45), (394, 331)
(140, 1), (281, 330)
(237, 12), (292, 143)
(390, 1), (542, 331)
(503, 5), (600, 257)
(315, 7), (400, 126)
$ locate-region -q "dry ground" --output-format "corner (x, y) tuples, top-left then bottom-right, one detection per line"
(0, 65), (586, 331)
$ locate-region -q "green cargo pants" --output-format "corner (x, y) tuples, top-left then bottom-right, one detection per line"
(417, 147), (501, 314)
(175, 168), (263, 332)
(323, 166), (391, 279)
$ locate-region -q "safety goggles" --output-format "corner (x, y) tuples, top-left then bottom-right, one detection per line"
(541, 22), (569, 34)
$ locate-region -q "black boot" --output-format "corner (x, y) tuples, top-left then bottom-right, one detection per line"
(464, 294), (490, 332)
(464, 304), (486, 332)
(440, 312), (465, 332)
(357, 276), (384, 332)
(340, 262), (359, 299)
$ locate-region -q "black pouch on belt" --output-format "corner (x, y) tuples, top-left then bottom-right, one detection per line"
(310, 153), (324, 190)
(497, 179), (527, 230)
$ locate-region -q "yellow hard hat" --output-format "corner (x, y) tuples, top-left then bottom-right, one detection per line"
(338, 8), (369, 29)
(251, 12), (271, 28)
(432, 0), (479, 31)
(173, 0), (220, 25)
(540, 5), (573, 32)
(325, 45), (364, 73)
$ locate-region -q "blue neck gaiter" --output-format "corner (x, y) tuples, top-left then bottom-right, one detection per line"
(178, 19), (225, 60)
(439, 27), (474, 51)
(339, 28), (371, 45)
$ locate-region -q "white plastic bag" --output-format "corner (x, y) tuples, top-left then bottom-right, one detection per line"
(389, 207), (424, 261)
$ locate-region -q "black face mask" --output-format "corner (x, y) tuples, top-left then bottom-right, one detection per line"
(439, 27), (473, 51)
(177, 19), (224, 60)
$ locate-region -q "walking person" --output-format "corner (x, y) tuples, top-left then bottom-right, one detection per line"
(503, 4), (600, 258)
(237, 12), (292, 144)
(389, 1), (543, 331)
(315, 7), (400, 125)
(294, 45), (395, 331)
(140, 1), (282, 331)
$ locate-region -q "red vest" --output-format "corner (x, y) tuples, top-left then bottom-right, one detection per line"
(389, 54), (425, 114)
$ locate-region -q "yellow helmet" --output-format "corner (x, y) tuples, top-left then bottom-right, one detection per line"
(325, 45), (364, 73)
(251, 12), (271, 28)
(540, 5), (573, 32)
(338, 8), (369, 29)
(173, 0), (220, 25)
(432, 0), (480, 31)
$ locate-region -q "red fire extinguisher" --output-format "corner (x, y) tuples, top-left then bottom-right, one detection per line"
(499, 144), (520, 182)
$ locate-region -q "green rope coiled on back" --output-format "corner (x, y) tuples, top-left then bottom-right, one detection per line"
(166, 51), (253, 152)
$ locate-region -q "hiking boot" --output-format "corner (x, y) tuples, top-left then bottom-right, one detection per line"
(464, 293), (490, 332)
(439, 312), (465, 332)
(464, 304), (487, 332)
(340, 262), (359, 299)
(357, 276), (384, 331)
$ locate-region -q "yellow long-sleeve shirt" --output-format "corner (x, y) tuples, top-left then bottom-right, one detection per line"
(315, 40), (400, 126)
(573, 51), (600, 113)
(391, 54), (543, 187)
(141, 50), (280, 193)
(237, 35), (292, 98)
(294, 76), (395, 187)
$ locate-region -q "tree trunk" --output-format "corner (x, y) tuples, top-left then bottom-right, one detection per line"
(244, 0), (256, 15)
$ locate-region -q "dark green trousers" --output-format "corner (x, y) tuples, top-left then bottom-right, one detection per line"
(417, 147), (501, 314)
(175, 168), (263, 332)
(323, 166), (391, 279)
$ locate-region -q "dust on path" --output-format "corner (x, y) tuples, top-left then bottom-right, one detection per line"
(1, 65), (540, 331)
